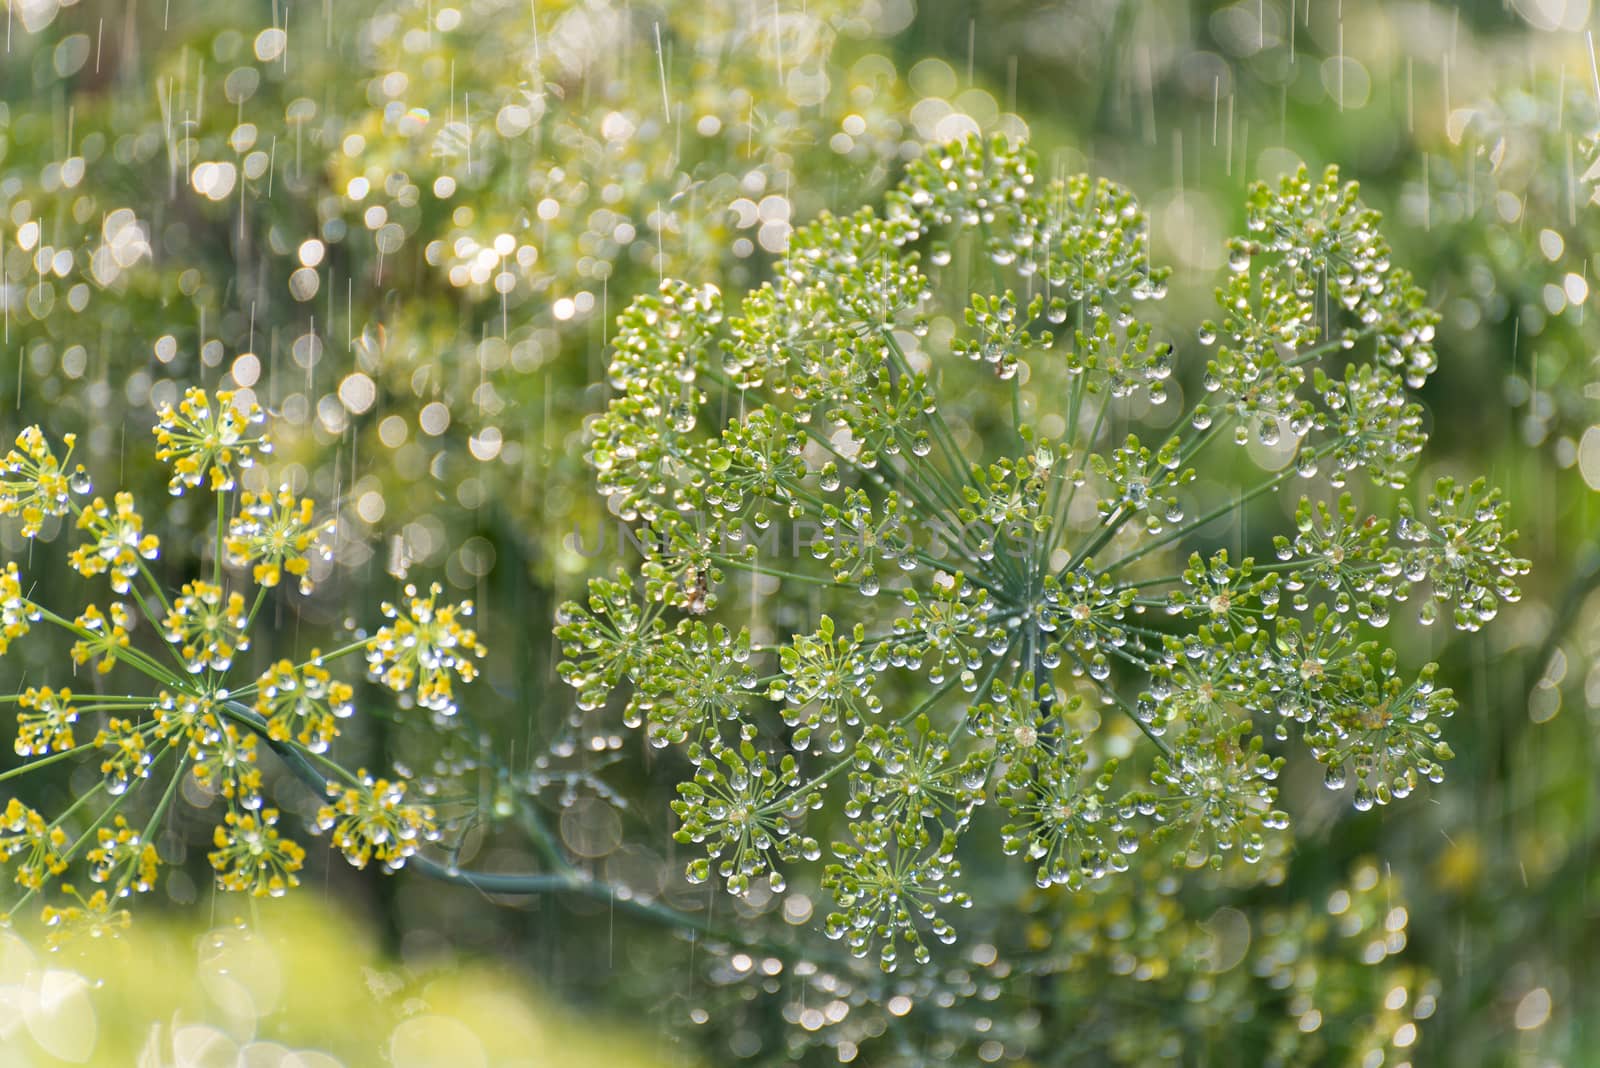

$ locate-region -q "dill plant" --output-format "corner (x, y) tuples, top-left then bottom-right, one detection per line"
(558, 135), (1529, 971)
(0, 389), (480, 939)
(0, 131), (1523, 1068)
(0, 3), (1565, 1064)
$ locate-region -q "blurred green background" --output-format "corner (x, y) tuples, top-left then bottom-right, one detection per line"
(2, 0), (1599, 1064)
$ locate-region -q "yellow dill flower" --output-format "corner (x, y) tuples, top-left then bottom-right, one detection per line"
(209, 809), (305, 898)
(94, 717), (155, 795)
(366, 582), (487, 716)
(0, 396), (498, 927)
(315, 772), (437, 872)
(69, 602), (133, 674)
(163, 580), (249, 672)
(153, 689), (223, 746)
(0, 561), (39, 655)
(0, 427), (82, 536)
(225, 485), (333, 593)
(254, 655), (354, 753)
(189, 721), (263, 806)
(152, 387), (270, 494)
(87, 815), (160, 893)
(16, 685), (79, 756)
(39, 885), (132, 949)
(152, 696), (266, 808)
(69, 491), (160, 593)
(0, 798), (70, 890)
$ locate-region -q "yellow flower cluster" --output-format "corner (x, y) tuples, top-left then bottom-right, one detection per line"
(0, 799), (70, 890)
(0, 391), (490, 936)
(225, 486), (333, 593)
(366, 583), (486, 716)
(255, 657), (354, 753)
(87, 815), (160, 892)
(209, 809), (306, 898)
(152, 387), (269, 494)
(162, 580), (250, 673)
(15, 686), (78, 756)
(149, 693), (264, 804)
(316, 773), (437, 872)
(38, 885), (132, 949)
(192, 725), (263, 804)
(0, 427), (79, 536)
(92, 717), (155, 794)
(68, 492), (160, 593)
(69, 603), (133, 674)
(1, 561), (37, 654)
(153, 689), (220, 743)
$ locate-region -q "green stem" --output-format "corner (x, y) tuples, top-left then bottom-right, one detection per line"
(213, 489), (227, 589)
(63, 787), (132, 864)
(50, 776), (112, 831)
(134, 559), (174, 618)
(218, 701), (361, 787)
(243, 585), (271, 638)
(0, 693), (149, 705)
(1287, 323), (1378, 368)
(949, 628), (1019, 742)
(1045, 386), (1112, 572)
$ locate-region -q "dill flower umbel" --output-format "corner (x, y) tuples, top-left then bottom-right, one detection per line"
(37, 886), (131, 949)
(151, 387), (270, 494)
(0, 388), (485, 942)
(69, 602), (133, 674)
(67, 492), (160, 593)
(162, 580), (250, 673)
(0, 562), (36, 653)
(15, 686), (79, 756)
(0, 427), (81, 537)
(315, 773), (437, 872)
(225, 486), (332, 593)
(365, 582), (486, 716)
(254, 657), (354, 753)
(558, 136), (1527, 970)
(209, 809), (307, 898)
(0, 800), (70, 890)
(87, 816), (160, 892)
